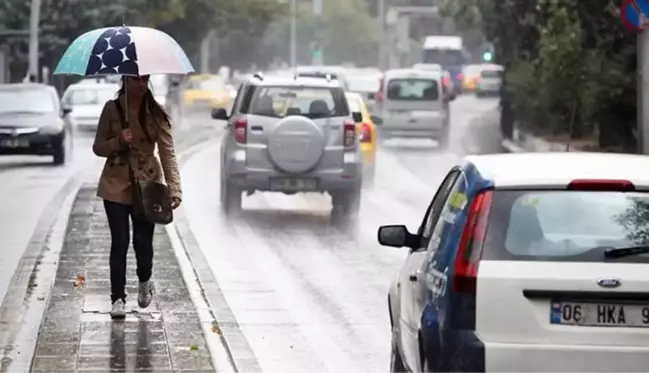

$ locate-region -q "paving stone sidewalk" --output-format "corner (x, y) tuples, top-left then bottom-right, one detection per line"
(30, 185), (215, 372)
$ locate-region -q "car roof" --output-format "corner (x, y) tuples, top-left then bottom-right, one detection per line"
(250, 75), (344, 88)
(464, 153), (649, 189)
(383, 68), (442, 79)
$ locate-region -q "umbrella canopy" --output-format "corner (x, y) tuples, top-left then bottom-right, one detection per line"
(54, 26), (194, 76)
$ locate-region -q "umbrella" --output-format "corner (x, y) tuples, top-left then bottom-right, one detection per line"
(54, 26), (194, 76)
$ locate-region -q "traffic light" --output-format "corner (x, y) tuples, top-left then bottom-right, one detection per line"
(482, 51), (493, 62)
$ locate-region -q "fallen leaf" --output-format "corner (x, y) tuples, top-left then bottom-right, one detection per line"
(211, 321), (220, 334)
(189, 344), (199, 351)
(73, 274), (86, 287)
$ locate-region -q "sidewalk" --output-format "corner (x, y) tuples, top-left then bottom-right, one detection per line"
(30, 185), (215, 372)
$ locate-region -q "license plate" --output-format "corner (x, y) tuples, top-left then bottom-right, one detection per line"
(550, 301), (649, 327)
(0, 139), (29, 148)
(270, 177), (318, 191)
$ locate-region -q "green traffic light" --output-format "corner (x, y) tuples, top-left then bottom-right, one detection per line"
(313, 49), (321, 58)
(483, 51), (493, 61)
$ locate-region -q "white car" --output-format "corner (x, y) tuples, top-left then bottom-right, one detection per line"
(62, 82), (119, 130)
(379, 152), (649, 372)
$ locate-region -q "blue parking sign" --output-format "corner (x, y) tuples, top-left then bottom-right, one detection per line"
(621, 0), (649, 31)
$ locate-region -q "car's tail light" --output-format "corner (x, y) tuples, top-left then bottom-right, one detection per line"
(234, 117), (247, 144)
(442, 76), (450, 87)
(343, 120), (357, 147)
(359, 122), (372, 143)
(567, 179), (635, 191)
(452, 190), (493, 294)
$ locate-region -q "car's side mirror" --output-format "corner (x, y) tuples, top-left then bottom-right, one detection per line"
(211, 108), (228, 120)
(367, 92), (376, 100)
(370, 115), (383, 125)
(352, 112), (362, 122)
(378, 225), (417, 249)
(62, 107), (72, 116)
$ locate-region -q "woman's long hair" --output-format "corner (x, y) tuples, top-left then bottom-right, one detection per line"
(117, 76), (171, 127)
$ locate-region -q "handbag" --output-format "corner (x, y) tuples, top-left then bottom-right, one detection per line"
(113, 99), (173, 225)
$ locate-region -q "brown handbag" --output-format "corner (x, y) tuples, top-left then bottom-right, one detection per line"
(113, 99), (173, 225)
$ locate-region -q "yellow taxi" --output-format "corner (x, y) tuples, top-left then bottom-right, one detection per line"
(346, 91), (377, 186)
(183, 74), (231, 109)
(461, 64), (483, 92)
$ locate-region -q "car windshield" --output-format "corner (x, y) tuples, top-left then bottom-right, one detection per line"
(484, 191), (649, 263)
(189, 77), (225, 91)
(249, 86), (348, 119)
(480, 70), (502, 78)
(0, 88), (56, 114)
(347, 76), (380, 93)
(386, 78), (439, 101)
(422, 49), (464, 66)
(64, 88), (116, 106)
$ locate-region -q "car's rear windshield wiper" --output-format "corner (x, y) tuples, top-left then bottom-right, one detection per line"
(603, 246), (649, 259)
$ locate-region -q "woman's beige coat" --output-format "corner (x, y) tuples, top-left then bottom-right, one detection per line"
(92, 95), (182, 205)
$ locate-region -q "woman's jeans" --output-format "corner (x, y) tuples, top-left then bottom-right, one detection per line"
(104, 200), (155, 303)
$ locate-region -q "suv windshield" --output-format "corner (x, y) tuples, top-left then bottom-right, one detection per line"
(386, 78), (439, 101)
(248, 86), (348, 119)
(484, 191), (649, 263)
(480, 70), (503, 79)
(0, 88), (56, 114)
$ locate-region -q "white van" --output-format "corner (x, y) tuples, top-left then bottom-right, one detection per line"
(376, 68), (454, 149)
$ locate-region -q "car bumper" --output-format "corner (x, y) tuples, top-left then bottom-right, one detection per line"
(0, 132), (63, 155)
(379, 117), (448, 139)
(485, 342), (649, 372)
(224, 149), (362, 192)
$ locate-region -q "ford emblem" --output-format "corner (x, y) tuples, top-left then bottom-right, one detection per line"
(596, 277), (621, 288)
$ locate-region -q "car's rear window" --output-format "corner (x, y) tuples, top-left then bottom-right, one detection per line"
(480, 70), (502, 79)
(386, 78), (439, 101)
(483, 191), (649, 263)
(249, 86), (348, 119)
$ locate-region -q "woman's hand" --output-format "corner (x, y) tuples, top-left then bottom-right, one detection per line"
(171, 197), (181, 209)
(120, 129), (133, 144)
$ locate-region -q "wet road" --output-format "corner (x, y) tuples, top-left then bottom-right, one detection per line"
(0, 129), (98, 307)
(180, 95), (501, 372)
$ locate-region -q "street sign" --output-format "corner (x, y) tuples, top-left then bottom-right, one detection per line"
(621, 0), (649, 31)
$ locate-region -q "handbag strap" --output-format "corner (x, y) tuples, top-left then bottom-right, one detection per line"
(113, 99), (137, 182)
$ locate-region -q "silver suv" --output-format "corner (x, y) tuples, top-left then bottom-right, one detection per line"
(211, 74), (364, 217)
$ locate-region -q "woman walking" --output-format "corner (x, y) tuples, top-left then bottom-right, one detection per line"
(93, 75), (182, 319)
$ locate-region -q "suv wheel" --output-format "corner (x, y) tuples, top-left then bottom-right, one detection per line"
(220, 177), (241, 214)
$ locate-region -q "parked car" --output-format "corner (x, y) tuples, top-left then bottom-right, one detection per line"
(0, 83), (73, 165)
(381, 152), (649, 372)
(211, 74), (363, 219)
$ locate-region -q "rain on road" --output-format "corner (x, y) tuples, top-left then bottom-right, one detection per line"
(179, 95), (501, 372)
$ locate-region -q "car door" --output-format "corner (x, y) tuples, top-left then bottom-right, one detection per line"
(399, 169), (461, 369)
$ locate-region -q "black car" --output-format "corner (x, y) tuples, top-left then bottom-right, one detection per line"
(0, 83), (73, 165)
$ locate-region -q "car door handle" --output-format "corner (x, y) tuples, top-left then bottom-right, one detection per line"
(409, 273), (418, 282)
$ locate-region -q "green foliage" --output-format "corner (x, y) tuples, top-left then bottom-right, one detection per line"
(440, 0), (637, 151)
(258, 0), (379, 67)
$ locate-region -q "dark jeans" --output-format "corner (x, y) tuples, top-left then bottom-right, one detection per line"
(104, 200), (155, 303)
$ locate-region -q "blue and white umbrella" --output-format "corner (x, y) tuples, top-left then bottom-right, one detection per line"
(54, 26), (194, 76)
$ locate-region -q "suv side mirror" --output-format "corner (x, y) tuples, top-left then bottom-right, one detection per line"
(378, 225), (417, 249)
(62, 107), (72, 116)
(352, 112), (362, 122)
(370, 115), (382, 125)
(211, 108), (228, 120)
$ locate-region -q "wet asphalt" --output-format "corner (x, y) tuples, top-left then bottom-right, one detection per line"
(178, 95), (502, 372)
